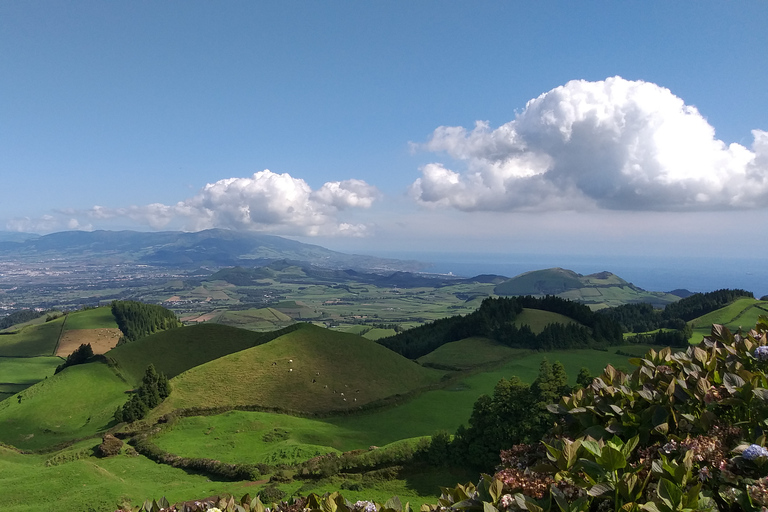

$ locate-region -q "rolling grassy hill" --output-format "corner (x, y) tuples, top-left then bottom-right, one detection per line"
(688, 297), (768, 343)
(0, 361), (128, 450)
(416, 337), (525, 369)
(159, 323), (444, 415)
(494, 268), (681, 309)
(0, 316), (64, 357)
(107, 323), (299, 384)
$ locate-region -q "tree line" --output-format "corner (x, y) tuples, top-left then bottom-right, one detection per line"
(111, 300), (181, 343)
(597, 288), (754, 333)
(376, 296), (623, 359)
(0, 309), (44, 330)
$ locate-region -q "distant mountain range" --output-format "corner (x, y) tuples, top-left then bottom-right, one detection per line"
(0, 228), (425, 272)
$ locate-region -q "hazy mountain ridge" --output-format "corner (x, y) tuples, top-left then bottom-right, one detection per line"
(0, 228), (425, 272)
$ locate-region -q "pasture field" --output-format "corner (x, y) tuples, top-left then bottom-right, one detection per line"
(0, 356), (62, 401)
(159, 324), (443, 415)
(62, 306), (119, 330)
(0, 316), (64, 357)
(210, 307), (294, 331)
(0, 362), (127, 450)
(56, 328), (122, 357)
(168, 277), (496, 334)
(0, 441), (252, 512)
(417, 337), (525, 369)
(0, 311), (62, 333)
(152, 346), (639, 464)
(106, 323), (277, 384)
(688, 298), (768, 343)
(513, 308), (578, 333)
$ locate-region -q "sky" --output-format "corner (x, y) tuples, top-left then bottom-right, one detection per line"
(2, 2), (768, 261)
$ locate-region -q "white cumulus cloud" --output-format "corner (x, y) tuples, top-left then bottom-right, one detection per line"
(411, 76), (767, 212)
(84, 170), (379, 236)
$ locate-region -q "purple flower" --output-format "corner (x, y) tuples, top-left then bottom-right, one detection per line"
(756, 346), (768, 361)
(743, 444), (768, 460)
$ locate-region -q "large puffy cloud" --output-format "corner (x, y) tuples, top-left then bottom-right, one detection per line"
(47, 170), (379, 236)
(412, 77), (767, 211)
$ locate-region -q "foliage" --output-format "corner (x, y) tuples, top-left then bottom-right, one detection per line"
(378, 297), (623, 359)
(54, 342), (94, 374)
(112, 300), (182, 343)
(115, 364), (171, 423)
(96, 434), (124, 457)
(450, 360), (570, 470)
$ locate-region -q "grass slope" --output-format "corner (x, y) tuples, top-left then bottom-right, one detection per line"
(417, 337), (525, 369)
(162, 324), (443, 414)
(513, 308), (578, 333)
(154, 346), (640, 463)
(0, 316), (64, 356)
(688, 298), (768, 343)
(211, 307), (294, 331)
(0, 440), (251, 512)
(63, 307), (119, 330)
(0, 362), (128, 450)
(0, 356), (62, 401)
(107, 323), (293, 384)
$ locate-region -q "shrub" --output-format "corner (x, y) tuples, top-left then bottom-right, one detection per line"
(96, 434), (123, 457)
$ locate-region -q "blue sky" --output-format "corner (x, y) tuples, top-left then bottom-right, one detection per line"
(2, 2), (767, 258)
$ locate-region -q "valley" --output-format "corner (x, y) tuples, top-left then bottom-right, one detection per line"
(0, 230), (766, 511)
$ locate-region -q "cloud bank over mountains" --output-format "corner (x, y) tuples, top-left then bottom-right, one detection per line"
(412, 77), (768, 212)
(6, 77), (768, 237)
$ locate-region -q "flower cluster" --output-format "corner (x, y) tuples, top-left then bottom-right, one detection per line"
(755, 345), (768, 361)
(353, 501), (378, 512)
(495, 467), (553, 499)
(742, 444), (768, 460)
(748, 477), (768, 506)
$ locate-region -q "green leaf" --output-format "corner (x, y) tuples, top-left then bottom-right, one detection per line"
(587, 482), (615, 497)
(657, 478), (683, 509)
(483, 502), (499, 512)
(385, 497), (402, 512)
(322, 496), (339, 512)
(598, 445), (627, 471)
(581, 439), (602, 458)
(489, 478), (503, 504)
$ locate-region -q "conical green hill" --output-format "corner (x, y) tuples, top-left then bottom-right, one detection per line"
(106, 323), (298, 384)
(161, 324), (443, 414)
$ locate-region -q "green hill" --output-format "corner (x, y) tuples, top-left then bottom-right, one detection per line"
(688, 297), (768, 343)
(513, 308), (578, 332)
(0, 361), (128, 450)
(107, 323), (299, 384)
(160, 324), (443, 415)
(0, 316), (64, 356)
(417, 337), (525, 369)
(494, 268), (680, 309)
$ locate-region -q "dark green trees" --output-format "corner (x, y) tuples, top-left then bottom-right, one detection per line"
(450, 360), (570, 470)
(111, 300), (181, 344)
(114, 364), (170, 423)
(54, 343), (94, 374)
